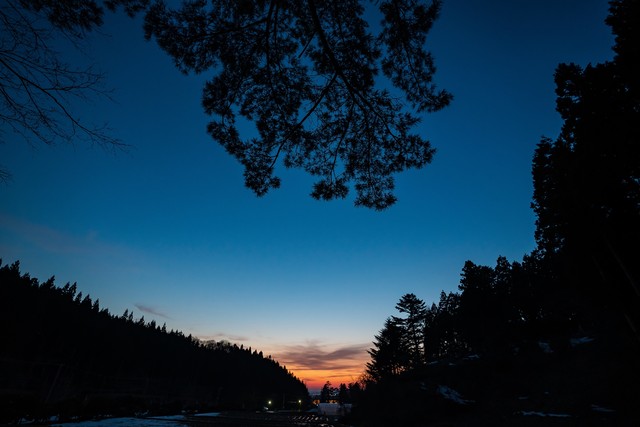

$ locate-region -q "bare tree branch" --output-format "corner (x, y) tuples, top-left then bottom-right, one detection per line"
(0, 0), (128, 178)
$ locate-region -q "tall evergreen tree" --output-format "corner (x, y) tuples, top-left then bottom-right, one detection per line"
(423, 291), (465, 359)
(531, 0), (640, 333)
(367, 294), (429, 382)
(337, 383), (349, 404)
(366, 317), (407, 382)
(393, 293), (427, 368)
(320, 381), (336, 403)
(457, 261), (495, 351)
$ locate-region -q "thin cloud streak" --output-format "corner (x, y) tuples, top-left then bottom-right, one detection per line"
(0, 213), (89, 255)
(134, 303), (172, 319)
(0, 212), (141, 261)
(198, 332), (250, 343)
(274, 341), (370, 372)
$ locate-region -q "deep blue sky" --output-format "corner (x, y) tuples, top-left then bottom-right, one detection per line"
(0, 0), (614, 389)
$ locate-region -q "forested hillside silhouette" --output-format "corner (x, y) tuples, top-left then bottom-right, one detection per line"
(0, 260), (309, 423)
(358, 259), (638, 425)
(355, 0), (639, 425)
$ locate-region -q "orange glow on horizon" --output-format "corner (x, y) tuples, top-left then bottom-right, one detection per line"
(272, 355), (369, 393)
(236, 340), (371, 393)
(299, 368), (365, 391)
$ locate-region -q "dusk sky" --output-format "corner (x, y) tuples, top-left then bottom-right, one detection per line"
(0, 0), (614, 391)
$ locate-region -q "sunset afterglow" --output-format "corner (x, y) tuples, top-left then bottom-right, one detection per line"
(0, 0), (615, 402)
(270, 342), (371, 392)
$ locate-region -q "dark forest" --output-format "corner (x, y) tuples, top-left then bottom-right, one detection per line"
(0, 260), (309, 423)
(1, 0), (639, 425)
(356, 0), (640, 424)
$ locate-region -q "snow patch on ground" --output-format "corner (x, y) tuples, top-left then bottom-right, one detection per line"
(436, 385), (474, 405)
(51, 417), (189, 426)
(591, 404), (615, 413)
(192, 412), (221, 417)
(520, 411), (571, 418)
(538, 341), (553, 353)
(147, 415), (187, 420)
(570, 336), (594, 346)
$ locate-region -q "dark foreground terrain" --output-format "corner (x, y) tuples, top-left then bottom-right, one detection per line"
(32, 412), (342, 427)
(181, 412), (339, 427)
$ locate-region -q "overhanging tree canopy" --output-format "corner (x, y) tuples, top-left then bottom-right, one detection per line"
(143, 0), (451, 209)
